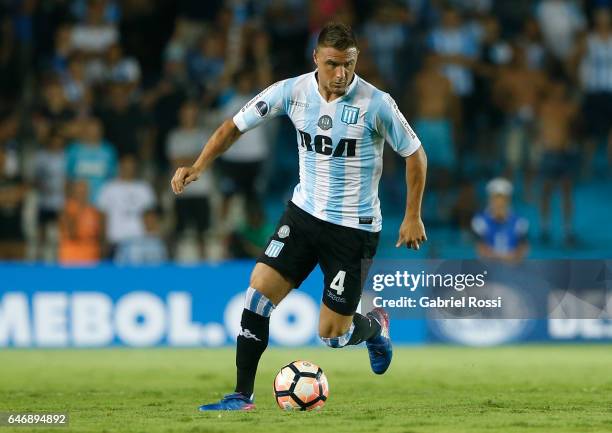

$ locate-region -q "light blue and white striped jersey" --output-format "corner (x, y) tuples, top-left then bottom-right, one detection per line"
(233, 72), (421, 232)
(580, 33), (612, 92)
(428, 26), (479, 96)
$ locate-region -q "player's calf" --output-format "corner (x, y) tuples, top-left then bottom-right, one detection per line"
(319, 322), (355, 348)
(319, 312), (381, 348)
(235, 287), (276, 398)
(319, 308), (392, 375)
(199, 286), (275, 411)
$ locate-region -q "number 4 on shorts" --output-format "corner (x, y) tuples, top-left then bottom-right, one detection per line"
(330, 270), (346, 295)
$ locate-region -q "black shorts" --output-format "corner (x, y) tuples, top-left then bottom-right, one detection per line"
(175, 197), (211, 234)
(257, 201), (380, 316)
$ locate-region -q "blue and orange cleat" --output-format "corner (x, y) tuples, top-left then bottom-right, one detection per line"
(198, 393), (255, 411)
(365, 307), (393, 375)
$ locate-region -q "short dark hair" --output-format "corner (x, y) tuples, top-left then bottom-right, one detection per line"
(317, 22), (357, 51)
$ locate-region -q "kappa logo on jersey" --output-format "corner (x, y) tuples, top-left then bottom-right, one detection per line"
(277, 225), (290, 239)
(265, 240), (284, 257)
(341, 105), (360, 124)
(298, 130), (356, 157)
(326, 290), (347, 303)
(255, 101), (269, 117)
(239, 328), (261, 341)
(318, 115), (333, 130)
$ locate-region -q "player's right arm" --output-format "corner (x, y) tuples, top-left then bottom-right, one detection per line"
(171, 80), (287, 195)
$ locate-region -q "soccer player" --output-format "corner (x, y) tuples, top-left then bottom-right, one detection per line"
(171, 23), (427, 411)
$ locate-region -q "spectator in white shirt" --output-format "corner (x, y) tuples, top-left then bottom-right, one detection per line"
(166, 101), (213, 259)
(217, 70), (270, 220)
(536, 0), (585, 62)
(97, 154), (156, 256)
(572, 7), (612, 174)
(32, 130), (66, 259)
(114, 208), (168, 265)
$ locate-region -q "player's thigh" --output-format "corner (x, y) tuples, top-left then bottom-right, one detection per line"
(254, 203), (318, 304)
(249, 262), (293, 305)
(317, 225), (380, 318)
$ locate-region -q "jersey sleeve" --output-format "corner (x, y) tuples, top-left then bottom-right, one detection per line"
(514, 217), (529, 242)
(471, 213), (489, 240)
(375, 93), (421, 157)
(232, 80), (287, 133)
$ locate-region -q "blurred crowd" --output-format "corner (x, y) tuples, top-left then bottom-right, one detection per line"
(0, 0), (610, 264)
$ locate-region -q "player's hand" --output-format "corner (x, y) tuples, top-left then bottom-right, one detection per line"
(396, 216), (427, 250)
(171, 166), (201, 195)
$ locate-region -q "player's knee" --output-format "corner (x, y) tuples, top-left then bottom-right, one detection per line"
(319, 323), (355, 348)
(243, 287), (275, 317)
(249, 270), (269, 294)
(249, 263), (293, 305)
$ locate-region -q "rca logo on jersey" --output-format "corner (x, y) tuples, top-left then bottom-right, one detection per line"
(298, 130), (356, 157)
(255, 101), (269, 117)
(265, 240), (284, 258)
(341, 105), (359, 124)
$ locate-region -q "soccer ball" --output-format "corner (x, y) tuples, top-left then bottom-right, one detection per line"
(273, 360), (329, 411)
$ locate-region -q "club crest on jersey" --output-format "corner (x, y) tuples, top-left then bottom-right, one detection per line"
(318, 115), (333, 130)
(341, 105), (359, 125)
(277, 225), (290, 239)
(255, 101), (269, 117)
(265, 240), (284, 258)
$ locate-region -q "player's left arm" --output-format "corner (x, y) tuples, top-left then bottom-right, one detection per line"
(376, 93), (427, 250)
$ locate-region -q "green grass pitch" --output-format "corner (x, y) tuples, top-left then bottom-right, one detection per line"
(0, 346), (611, 433)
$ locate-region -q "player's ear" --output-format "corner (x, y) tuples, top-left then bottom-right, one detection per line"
(312, 48), (318, 68)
